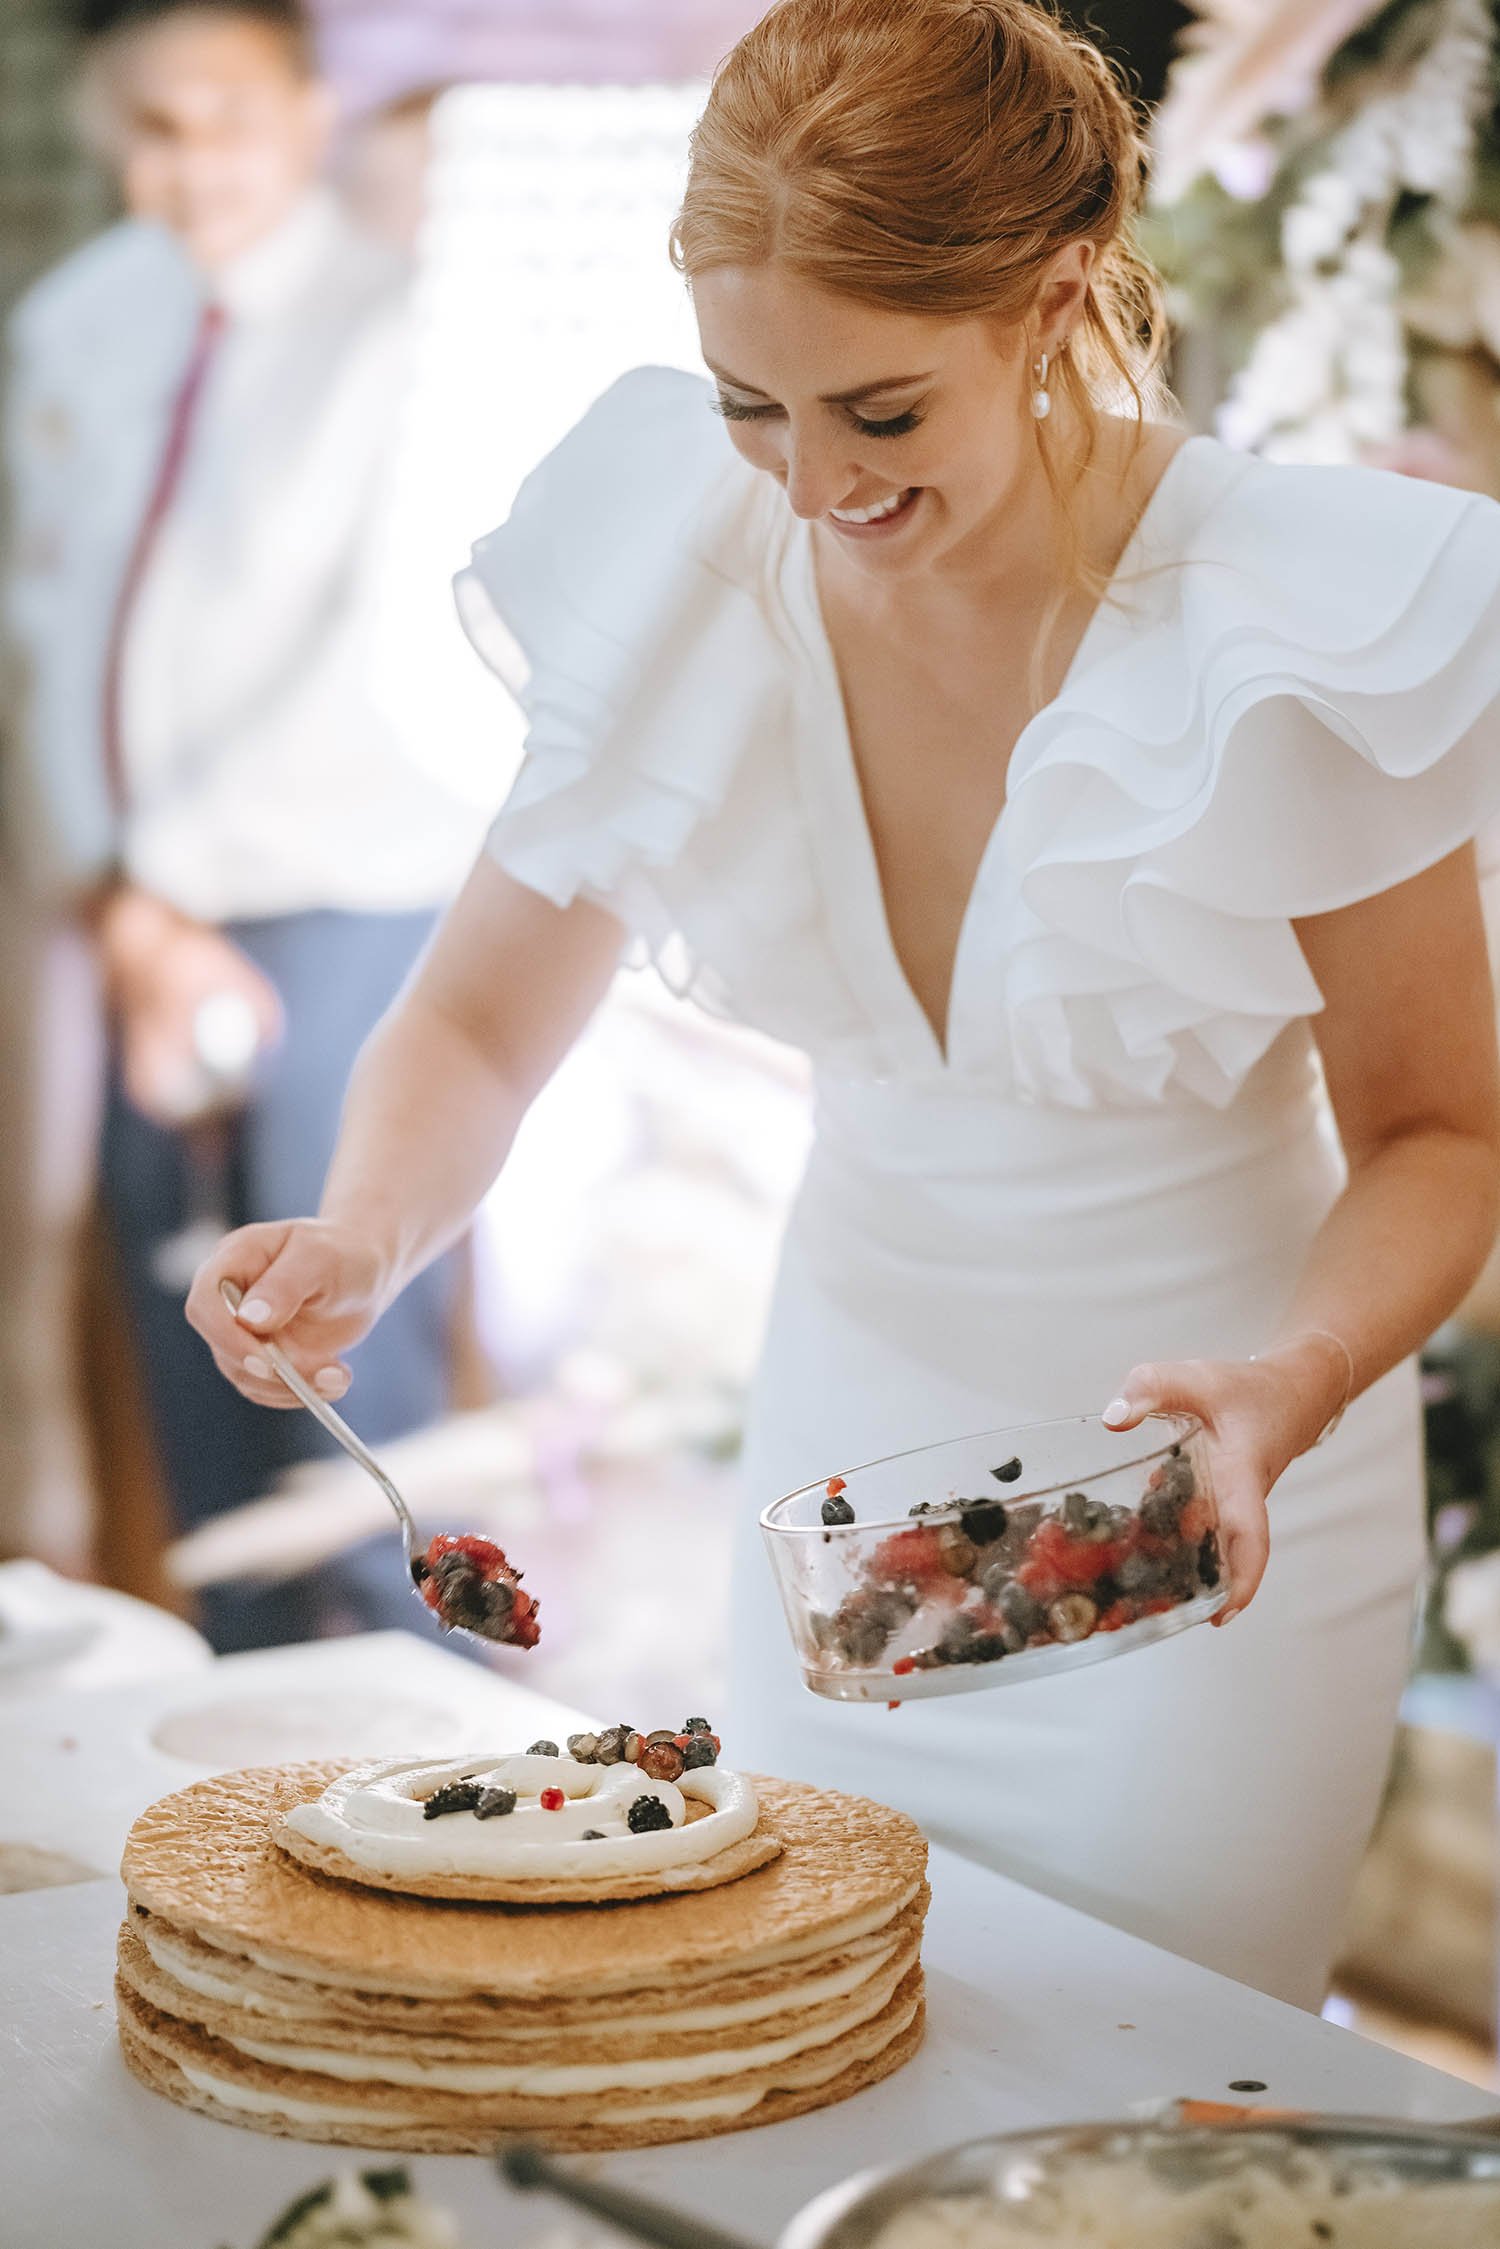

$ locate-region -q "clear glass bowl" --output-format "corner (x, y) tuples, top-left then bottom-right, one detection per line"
(760, 1414), (1225, 1702)
(781, 2117), (1500, 2249)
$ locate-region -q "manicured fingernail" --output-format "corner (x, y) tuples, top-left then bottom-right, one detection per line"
(1102, 1398), (1132, 1427)
(243, 1354), (271, 1379)
(314, 1367), (346, 1393)
(238, 1297), (272, 1326)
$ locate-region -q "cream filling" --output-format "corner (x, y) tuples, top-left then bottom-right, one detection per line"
(141, 1921), (903, 2036)
(160, 1881), (922, 1994)
(175, 2059), (766, 2127)
(174, 1993), (921, 2129)
(281, 1754), (758, 1884)
(231, 1958), (911, 2096)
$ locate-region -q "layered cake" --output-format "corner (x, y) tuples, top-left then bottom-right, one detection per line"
(116, 1725), (928, 2152)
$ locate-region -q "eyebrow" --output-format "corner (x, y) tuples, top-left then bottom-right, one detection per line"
(706, 362), (935, 404)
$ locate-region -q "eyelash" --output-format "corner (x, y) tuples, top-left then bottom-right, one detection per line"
(711, 397), (924, 439)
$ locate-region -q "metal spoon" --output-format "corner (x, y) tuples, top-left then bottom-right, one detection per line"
(499, 2142), (761, 2249)
(217, 1272), (549, 1653)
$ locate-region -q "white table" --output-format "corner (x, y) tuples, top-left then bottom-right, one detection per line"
(1, 1635), (1492, 2249)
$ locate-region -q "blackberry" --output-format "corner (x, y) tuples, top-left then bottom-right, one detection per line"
(821, 1493), (856, 1526)
(1118, 1551), (1166, 1597)
(627, 1795), (674, 1834)
(422, 1781), (482, 1820)
(527, 1740), (559, 1758)
(1139, 1489), (1184, 1540)
(480, 1577), (516, 1624)
(991, 1456), (1024, 1483)
(959, 1500), (1008, 1547)
(936, 1614), (980, 1664)
(474, 1785), (517, 1820)
(965, 1632), (1009, 1664)
(681, 1735), (718, 1770)
(682, 1717), (713, 1735)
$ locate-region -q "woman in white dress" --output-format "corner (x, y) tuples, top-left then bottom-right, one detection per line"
(189, 0), (1500, 2007)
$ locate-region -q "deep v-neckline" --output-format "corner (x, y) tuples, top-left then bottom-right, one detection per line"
(790, 436), (1205, 1073)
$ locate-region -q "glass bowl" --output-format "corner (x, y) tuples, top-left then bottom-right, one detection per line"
(760, 1414), (1225, 1702)
(780, 2116), (1500, 2249)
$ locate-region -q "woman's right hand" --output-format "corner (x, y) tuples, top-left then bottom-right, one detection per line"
(185, 1219), (392, 1409)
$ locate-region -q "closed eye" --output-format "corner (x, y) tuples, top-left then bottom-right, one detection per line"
(711, 395), (925, 439)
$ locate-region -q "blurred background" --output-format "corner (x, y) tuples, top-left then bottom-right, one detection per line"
(1, 0), (1498, 2093)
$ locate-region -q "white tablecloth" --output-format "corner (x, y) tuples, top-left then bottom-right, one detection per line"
(1, 1633), (1490, 2249)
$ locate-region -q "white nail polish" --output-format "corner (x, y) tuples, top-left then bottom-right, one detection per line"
(239, 1297), (272, 1326)
(243, 1354), (271, 1379)
(1102, 1398), (1132, 1426)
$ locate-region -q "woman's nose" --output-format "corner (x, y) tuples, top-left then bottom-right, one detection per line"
(780, 429), (854, 521)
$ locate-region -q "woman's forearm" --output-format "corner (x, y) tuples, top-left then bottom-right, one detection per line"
(1262, 1125), (1500, 1447)
(318, 993), (528, 1307)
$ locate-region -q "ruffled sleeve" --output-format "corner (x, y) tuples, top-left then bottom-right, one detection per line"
(454, 364), (785, 961)
(997, 447), (1500, 1108)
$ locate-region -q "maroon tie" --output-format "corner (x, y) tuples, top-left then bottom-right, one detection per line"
(100, 299), (227, 815)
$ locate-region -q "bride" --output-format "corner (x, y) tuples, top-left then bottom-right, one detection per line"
(189, 0), (1500, 2007)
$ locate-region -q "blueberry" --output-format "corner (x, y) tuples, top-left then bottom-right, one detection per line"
(474, 1785), (517, 1820)
(1139, 1490), (1184, 1540)
(821, 1494), (856, 1526)
(991, 1457), (1024, 1484)
(995, 1580), (1045, 1636)
(959, 1500), (1008, 1547)
(580, 1828), (606, 1841)
(627, 1795), (673, 1834)
(681, 1735), (718, 1769)
(1198, 1532), (1222, 1588)
(527, 1740), (559, 1758)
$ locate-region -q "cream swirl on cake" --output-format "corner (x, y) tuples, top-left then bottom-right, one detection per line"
(275, 1752), (775, 1901)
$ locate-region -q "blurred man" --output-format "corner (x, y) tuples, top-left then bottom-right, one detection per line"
(3, 0), (483, 1647)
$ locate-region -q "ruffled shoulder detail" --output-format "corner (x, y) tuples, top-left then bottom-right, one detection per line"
(455, 365), (788, 965)
(996, 443), (1500, 1108)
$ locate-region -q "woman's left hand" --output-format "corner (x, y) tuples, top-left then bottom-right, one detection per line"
(1099, 1338), (1349, 1623)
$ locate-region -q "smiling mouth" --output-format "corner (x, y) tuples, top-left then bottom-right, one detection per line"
(827, 488), (920, 531)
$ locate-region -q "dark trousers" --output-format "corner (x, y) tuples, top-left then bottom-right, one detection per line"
(100, 907), (456, 1652)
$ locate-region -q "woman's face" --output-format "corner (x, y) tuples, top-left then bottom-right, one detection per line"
(692, 257), (1087, 582)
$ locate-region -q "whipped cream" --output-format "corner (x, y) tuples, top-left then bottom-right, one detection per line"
(281, 1754), (760, 1885)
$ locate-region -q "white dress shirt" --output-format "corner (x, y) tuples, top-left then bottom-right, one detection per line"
(4, 190), (485, 920)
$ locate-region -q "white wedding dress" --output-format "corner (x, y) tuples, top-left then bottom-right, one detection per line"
(458, 368), (1500, 2006)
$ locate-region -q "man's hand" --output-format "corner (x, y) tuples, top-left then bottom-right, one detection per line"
(94, 884), (283, 1126)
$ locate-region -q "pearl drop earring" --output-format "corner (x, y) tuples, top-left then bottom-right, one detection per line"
(1031, 351), (1051, 420)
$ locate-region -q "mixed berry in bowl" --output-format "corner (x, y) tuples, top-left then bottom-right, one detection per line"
(760, 1415), (1224, 1701)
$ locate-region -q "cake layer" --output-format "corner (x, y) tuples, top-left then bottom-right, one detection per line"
(118, 1999), (927, 2155)
(123, 1893), (927, 2033)
(120, 1763), (928, 1997)
(118, 1919), (923, 2073)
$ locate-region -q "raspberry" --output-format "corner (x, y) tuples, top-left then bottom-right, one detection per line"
(1097, 1600), (1135, 1634)
(870, 1525), (949, 1589)
(539, 1787), (565, 1811)
(1178, 1496), (1212, 1547)
(826, 1476), (847, 1497)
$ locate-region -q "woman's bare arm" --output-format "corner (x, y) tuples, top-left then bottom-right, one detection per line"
(1106, 844), (1500, 1618)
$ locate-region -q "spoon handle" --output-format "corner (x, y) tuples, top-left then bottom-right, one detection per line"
(218, 1279), (417, 1541)
(498, 2143), (763, 2249)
